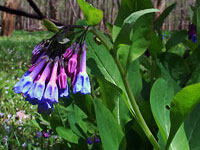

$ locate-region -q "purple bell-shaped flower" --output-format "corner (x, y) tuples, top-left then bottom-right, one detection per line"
(13, 56), (48, 94)
(43, 57), (59, 103)
(68, 44), (79, 74)
(73, 42), (91, 94)
(27, 59), (53, 101)
(58, 59), (67, 89)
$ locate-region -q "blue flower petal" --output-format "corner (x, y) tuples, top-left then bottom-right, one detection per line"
(27, 81), (45, 101)
(59, 82), (70, 98)
(73, 72), (91, 94)
(43, 83), (58, 103)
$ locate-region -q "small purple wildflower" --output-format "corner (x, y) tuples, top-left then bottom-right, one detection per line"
(2, 136), (8, 143)
(42, 130), (52, 138)
(188, 24), (197, 43)
(36, 131), (42, 138)
(0, 112), (4, 118)
(86, 138), (93, 145)
(94, 137), (100, 143)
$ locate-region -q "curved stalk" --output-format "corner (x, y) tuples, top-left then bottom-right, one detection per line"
(114, 56), (160, 150)
(91, 29), (160, 150)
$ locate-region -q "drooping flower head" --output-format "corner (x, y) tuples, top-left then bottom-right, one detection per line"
(73, 41), (91, 94)
(14, 25), (92, 115)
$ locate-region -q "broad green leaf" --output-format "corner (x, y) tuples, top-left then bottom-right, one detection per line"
(150, 78), (189, 150)
(184, 103), (200, 150)
(86, 32), (135, 117)
(113, 0), (153, 41)
(166, 83), (200, 149)
(86, 32), (124, 90)
(97, 79), (131, 128)
(94, 99), (126, 150)
(41, 19), (59, 33)
(114, 9), (159, 47)
(117, 44), (130, 68)
(56, 126), (79, 144)
(91, 29), (113, 50)
(68, 104), (88, 138)
(77, 0), (103, 25)
(127, 60), (142, 98)
(154, 3), (176, 29)
(166, 31), (188, 51)
(126, 16), (152, 62)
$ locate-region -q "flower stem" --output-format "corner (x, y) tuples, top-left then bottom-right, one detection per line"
(91, 29), (160, 149)
(114, 56), (160, 150)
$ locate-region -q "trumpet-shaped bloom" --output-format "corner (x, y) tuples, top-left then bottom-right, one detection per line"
(13, 57), (48, 94)
(68, 44), (79, 73)
(27, 60), (52, 101)
(73, 44), (91, 94)
(73, 72), (91, 94)
(59, 81), (69, 98)
(43, 57), (59, 104)
(58, 62), (67, 89)
(68, 52), (78, 74)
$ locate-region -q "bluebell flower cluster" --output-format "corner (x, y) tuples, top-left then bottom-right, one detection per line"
(13, 38), (91, 114)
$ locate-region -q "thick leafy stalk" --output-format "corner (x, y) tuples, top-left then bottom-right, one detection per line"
(113, 55), (160, 150)
(92, 29), (160, 149)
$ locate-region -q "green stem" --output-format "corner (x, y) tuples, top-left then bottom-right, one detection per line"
(114, 55), (160, 150)
(91, 28), (160, 150)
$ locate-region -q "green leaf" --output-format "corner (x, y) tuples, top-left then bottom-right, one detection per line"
(114, 9), (159, 47)
(94, 99), (126, 150)
(67, 104), (88, 138)
(113, 0), (153, 41)
(148, 31), (163, 58)
(154, 3), (176, 29)
(127, 60), (142, 98)
(166, 83), (200, 149)
(166, 31), (188, 51)
(41, 19), (59, 33)
(97, 79), (131, 128)
(77, 0), (103, 25)
(159, 53), (190, 87)
(126, 16), (152, 62)
(86, 32), (124, 90)
(184, 103), (200, 150)
(86, 32), (135, 116)
(150, 78), (189, 150)
(56, 126), (79, 144)
(50, 105), (68, 132)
